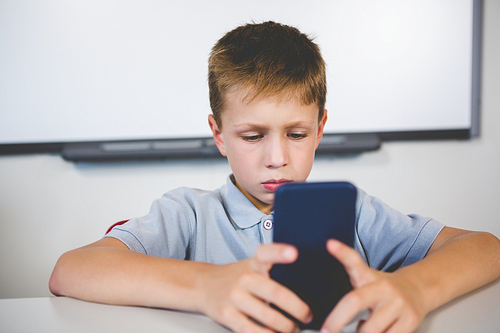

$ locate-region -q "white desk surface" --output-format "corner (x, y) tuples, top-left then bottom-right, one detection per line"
(1, 278), (499, 333)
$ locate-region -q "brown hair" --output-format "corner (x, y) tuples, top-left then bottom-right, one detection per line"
(208, 21), (326, 128)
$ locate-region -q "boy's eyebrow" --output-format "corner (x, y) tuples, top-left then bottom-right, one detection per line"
(233, 121), (316, 131)
(232, 123), (269, 131)
(284, 120), (316, 129)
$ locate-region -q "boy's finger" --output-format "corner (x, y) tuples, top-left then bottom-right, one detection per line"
(231, 287), (299, 333)
(321, 284), (382, 333)
(321, 291), (364, 333)
(355, 300), (399, 333)
(326, 239), (375, 288)
(213, 305), (274, 333)
(251, 243), (298, 273)
(244, 273), (312, 324)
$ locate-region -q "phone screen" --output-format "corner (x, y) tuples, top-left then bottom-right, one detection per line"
(270, 181), (357, 330)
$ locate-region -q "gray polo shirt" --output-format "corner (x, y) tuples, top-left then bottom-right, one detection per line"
(105, 175), (444, 271)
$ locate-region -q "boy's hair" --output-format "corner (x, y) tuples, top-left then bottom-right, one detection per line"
(208, 21), (326, 128)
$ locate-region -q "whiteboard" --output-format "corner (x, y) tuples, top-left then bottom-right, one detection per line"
(0, 0), (479, 150)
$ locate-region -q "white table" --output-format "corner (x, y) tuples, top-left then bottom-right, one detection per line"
(1, 278), (499, 333)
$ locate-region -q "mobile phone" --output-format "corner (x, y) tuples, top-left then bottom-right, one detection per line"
(270, 181), (357, 330)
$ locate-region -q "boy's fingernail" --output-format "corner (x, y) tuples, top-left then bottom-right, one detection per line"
(283, 247), (295, 260)
(328, 239), (340, 249)
(320, 329), (330, 333)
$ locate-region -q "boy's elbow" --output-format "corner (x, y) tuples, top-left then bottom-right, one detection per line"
(474, 231), (500, 251)
(483, 231), (500, 258)
(49, 269), (62, 296)
(49, 251), (72, 296)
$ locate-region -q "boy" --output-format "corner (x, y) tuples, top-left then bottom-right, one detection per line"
(50, 21), (500, 333)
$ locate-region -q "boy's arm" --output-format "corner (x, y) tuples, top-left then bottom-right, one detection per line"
(49, 237), (312, 333)
(321, 227), (500, 333)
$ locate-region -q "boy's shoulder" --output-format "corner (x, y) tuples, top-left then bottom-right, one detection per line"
(159, 184), (224, 208)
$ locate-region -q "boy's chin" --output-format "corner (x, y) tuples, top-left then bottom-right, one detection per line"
(253, 193), (275, 210)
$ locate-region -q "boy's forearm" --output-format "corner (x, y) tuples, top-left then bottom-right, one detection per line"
(49, 239), (209, 312)
(50, 240), (312, 333)
(395, 230), (500, 314)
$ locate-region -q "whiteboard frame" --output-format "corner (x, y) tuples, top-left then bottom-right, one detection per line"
(0, 0), (482, 159)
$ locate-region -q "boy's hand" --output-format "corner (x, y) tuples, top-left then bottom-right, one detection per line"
(321, 239), (426, 333)
(199, 243), (312, 333)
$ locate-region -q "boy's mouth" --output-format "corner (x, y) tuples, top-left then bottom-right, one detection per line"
(261, 179), (292, 192)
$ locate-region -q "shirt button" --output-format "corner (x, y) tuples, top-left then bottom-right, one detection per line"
(263, 219), (273, 230)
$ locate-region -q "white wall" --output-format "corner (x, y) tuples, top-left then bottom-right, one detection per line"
(1, 0), (499, 299)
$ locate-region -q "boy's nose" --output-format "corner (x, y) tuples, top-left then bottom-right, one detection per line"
(265, 137), (288, 169)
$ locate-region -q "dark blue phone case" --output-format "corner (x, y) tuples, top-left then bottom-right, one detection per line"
(270, 181), (357, 330)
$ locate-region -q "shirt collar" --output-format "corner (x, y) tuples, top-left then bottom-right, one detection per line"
(220, 175), (272, 229)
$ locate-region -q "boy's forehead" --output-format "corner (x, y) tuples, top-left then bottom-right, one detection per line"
(220, 90), (320, 124)
(226, 85), (303, 105)
(224, 88), (318, 111)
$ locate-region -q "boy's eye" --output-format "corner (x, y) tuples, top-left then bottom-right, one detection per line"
(288, 133), (308, 139)
(242, 135), (263, 141)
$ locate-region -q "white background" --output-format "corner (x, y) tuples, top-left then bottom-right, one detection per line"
(1, 0), (499, 300)
(0, 0), (473, 144)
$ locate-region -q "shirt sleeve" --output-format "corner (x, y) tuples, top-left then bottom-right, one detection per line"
(353, 188), (444, 272)
(104, 191), (194, 259)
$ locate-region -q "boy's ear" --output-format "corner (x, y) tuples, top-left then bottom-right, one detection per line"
(208, 114), (227, 157)
(315, 109), (328, 150)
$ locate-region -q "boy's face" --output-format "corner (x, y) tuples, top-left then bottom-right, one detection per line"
(209, 91), (327, 214)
